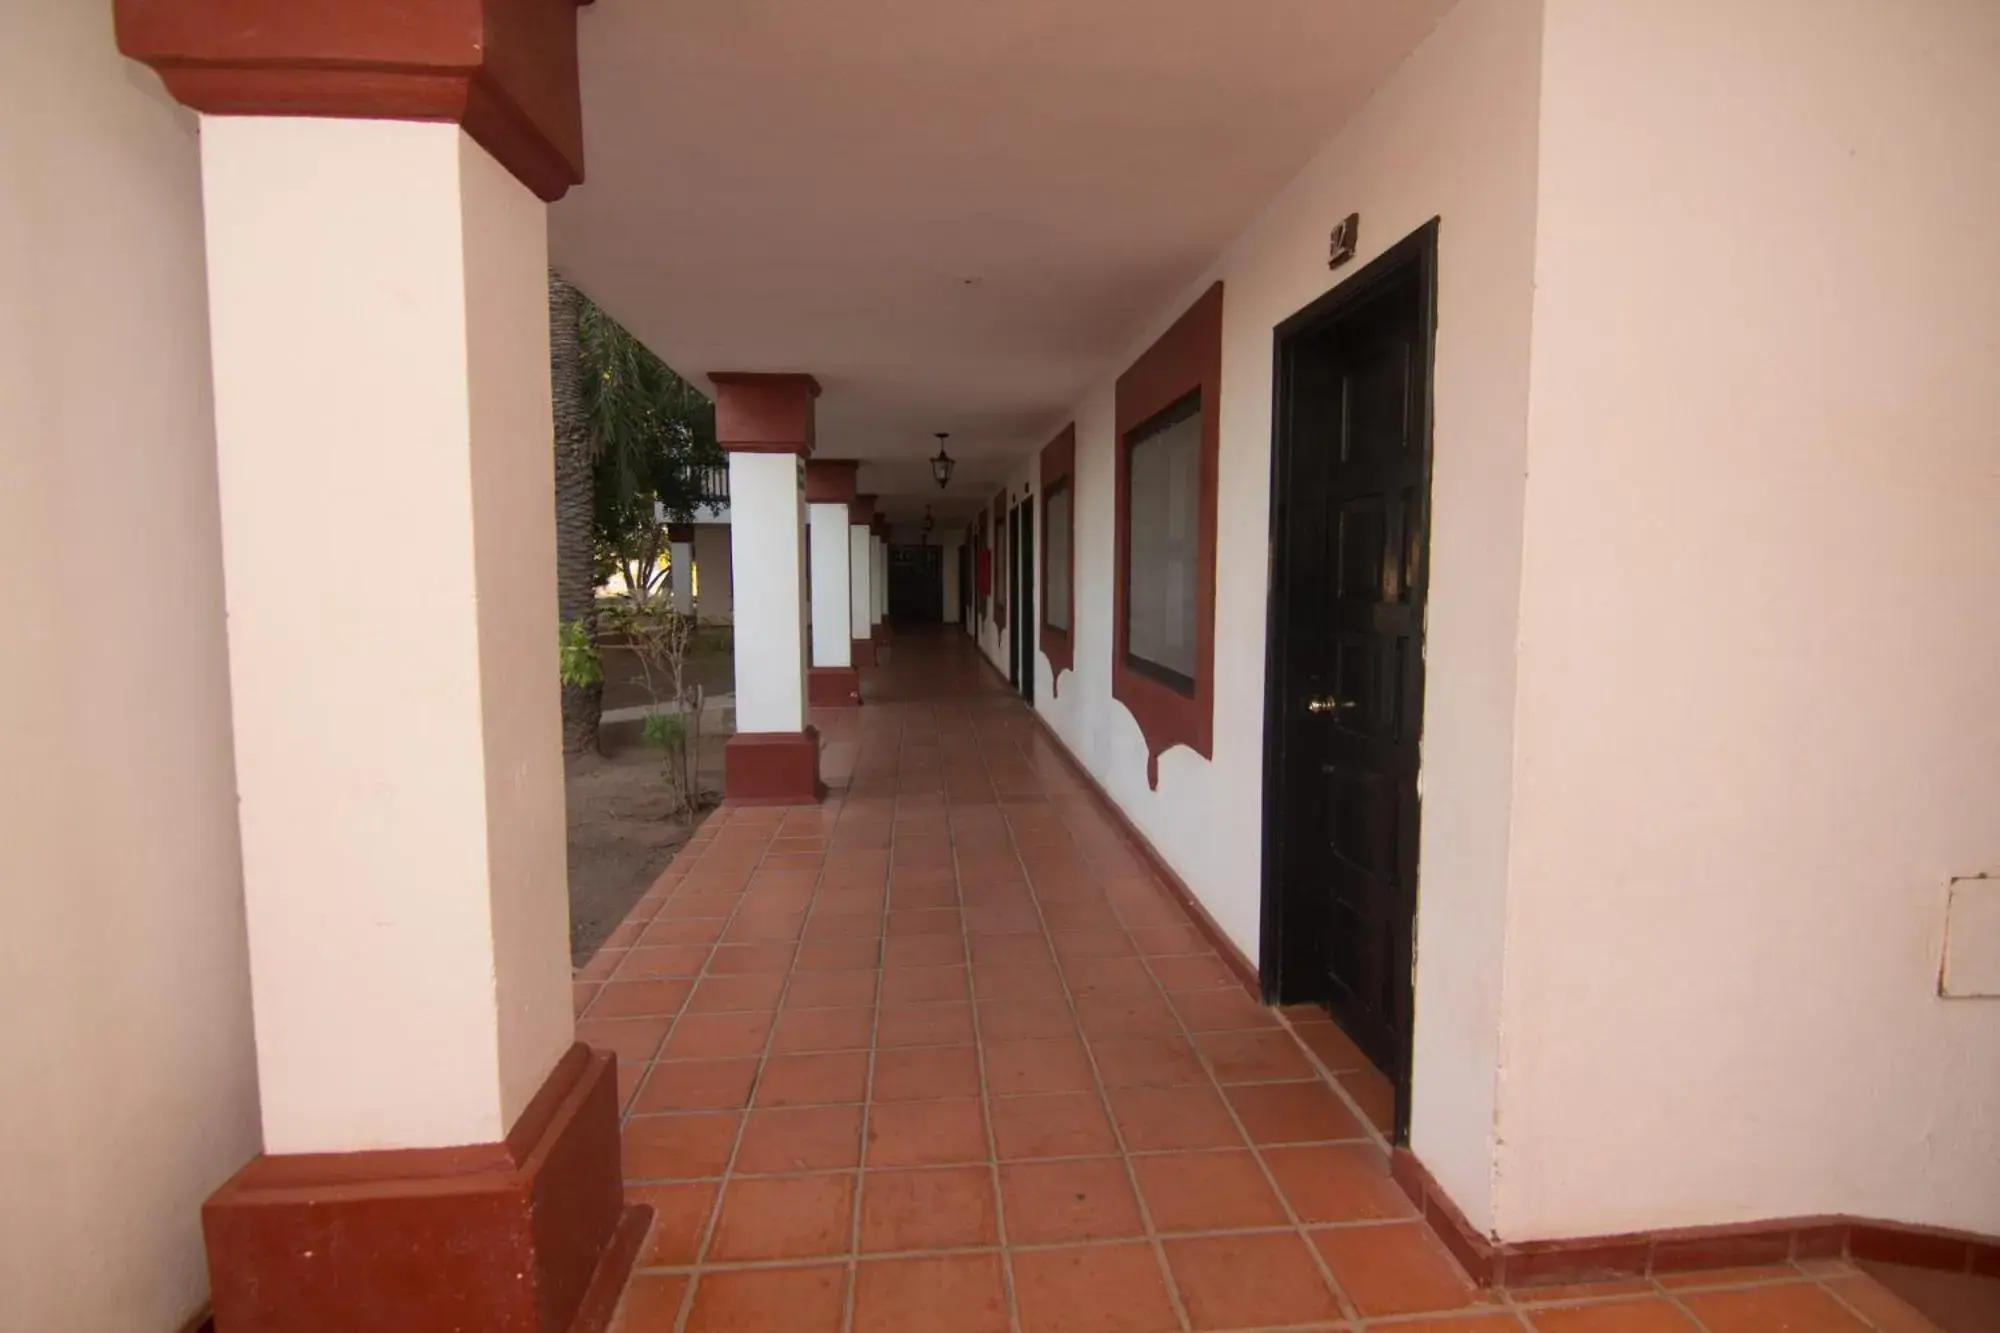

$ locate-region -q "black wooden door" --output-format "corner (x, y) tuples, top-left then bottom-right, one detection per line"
(1263, 225), (1435, 1121)
(1006, 507), (1021, 689)
(888, 545), (942, 624)
(1016, 502), (1035, 704)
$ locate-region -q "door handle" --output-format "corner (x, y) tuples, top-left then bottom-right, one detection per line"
(1305, 696), (1355, 715)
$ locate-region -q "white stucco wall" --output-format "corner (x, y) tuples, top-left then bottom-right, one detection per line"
(0, 6), (261, 1327)
(1034, 0), (1545, 1233)
(1493, 0), (2000, 1241)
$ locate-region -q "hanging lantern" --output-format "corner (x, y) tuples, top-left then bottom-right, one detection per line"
(931, 432), (955, 489)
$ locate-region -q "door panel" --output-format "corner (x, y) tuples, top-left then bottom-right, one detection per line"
(1262, 226), (1436, 1134)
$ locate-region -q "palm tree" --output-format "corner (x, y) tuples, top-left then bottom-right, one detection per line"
(550, 272), (599, 754)
(551, 272), (722, 754)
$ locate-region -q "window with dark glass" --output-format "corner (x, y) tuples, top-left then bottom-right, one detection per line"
(1123, 392), (1201, 691)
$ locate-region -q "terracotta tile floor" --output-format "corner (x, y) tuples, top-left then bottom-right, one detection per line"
(576, 630), (1938, 1332)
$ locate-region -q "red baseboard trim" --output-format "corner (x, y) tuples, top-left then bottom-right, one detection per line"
(852, 637), (877, 669)
(807, 666), (862, 707)
(1391, 1147), (2000, 1289)
(724, 728), (826, 805)
(1024, 710), (1258, 1000)
(564, 1204), (653, 1333)
(203, 1043), (631, 1331)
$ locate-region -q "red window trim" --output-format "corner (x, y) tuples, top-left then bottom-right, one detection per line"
(1113, 281), (1222, 789)
(1039, 423), (1077, 695)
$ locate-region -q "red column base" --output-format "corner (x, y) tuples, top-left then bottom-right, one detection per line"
(852, 637), (877, 668)
(807, 666), (862, 707)
(724, 728), (826, 804)
(872, 621), (889, 646)
(202, 1045), (647, 1333)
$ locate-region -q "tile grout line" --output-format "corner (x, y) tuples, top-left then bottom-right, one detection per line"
(669, 806), (820, 1333)
(1015, 711), (1365, 1329)
(1145, 982), (1368, 1325)
(979, 720), (1197, 1333)
(594, 815), (769, 1331)
(1271, 1010), (1395, 1158)
(943, 710), (1032, 1333)
(838, 730), (897, 1333)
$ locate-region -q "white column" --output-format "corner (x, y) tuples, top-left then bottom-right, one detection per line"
(670, 537), (695, 614)
(807, 503), (852, 669)
(872, 532), (888, 627)
(943, 541), (963, 624)
(728, 452), (808, 733)
(200, 118), (570, 1153)
(849, 524), (874, 646)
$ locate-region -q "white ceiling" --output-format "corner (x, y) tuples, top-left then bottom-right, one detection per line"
(551, 0), (1455, 521)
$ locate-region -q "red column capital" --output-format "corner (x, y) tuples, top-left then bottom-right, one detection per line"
(805, 459), (859, 504)
(710, 372), (821, 456)
(113, 0), (591, 201)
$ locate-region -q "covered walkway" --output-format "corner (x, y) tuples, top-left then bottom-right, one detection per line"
(576, 634), (1904, 1333)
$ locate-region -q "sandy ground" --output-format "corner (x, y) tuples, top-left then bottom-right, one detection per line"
(565, 638), (732, 964)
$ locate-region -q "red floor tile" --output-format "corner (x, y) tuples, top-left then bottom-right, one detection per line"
(881, 965), (970, 1004)
(683, 1265), (847, 1333)
(614, 1272), (687, 1330)
(1131, 1150), (1288, 1233)
(854, 1254), (1011, 1333)
(754, 1050), (869, 1106)
(591, 979), (694, 1019)
(1090, 1034), (1209, 1088)
(877, 1000), (975, 1048)
(629, 1182), (716, 1267)
(1104, 1083), (1244, 1152)
(785, 968), (880, 1008)
(991, 1091), (1120, 1160)
(1528, 1300), (1702, 1331)
(1000, 1158), (1148, 1244)
(622, 1113), (739, 1182)
(1164, 1231), (1344, 1329)
(733, 1104), (864, 1174)
(1678, 1282), (1873, 1332)
(707, 1173), (856, 1260)
(632, 1057), (758, 1113)
(1262, 1143), (1415, 1223)
(864, 1097), (989, 1167)
(873, 1044), (983, 1101)
(1225, 1078), (1365, 1144)
(1011, 1243), (1182, 1333)
(771, 1005), (875, 1053)
(859, 1165), (999, 1252)
(985, 1036), (1098, 1095)
(660, 1010), (772, 1059)
(1312, 1221), (1485, 1316)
